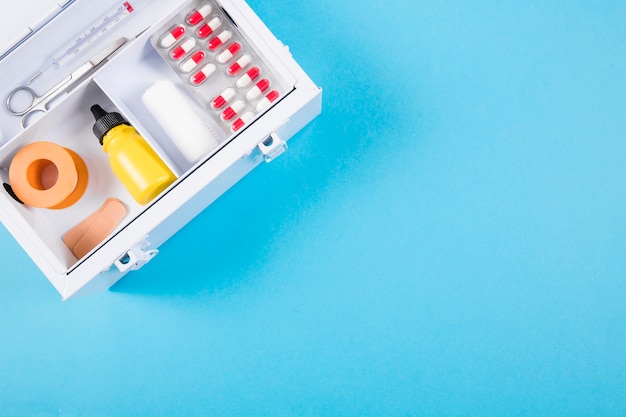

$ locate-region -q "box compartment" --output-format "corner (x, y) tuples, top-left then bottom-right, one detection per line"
(92, 35), (226, 176)
(0, 81), (155, 272)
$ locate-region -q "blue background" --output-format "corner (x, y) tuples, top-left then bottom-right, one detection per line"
(2, 0), (626, 415)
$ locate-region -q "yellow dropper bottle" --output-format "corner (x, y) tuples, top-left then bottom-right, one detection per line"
(91, 104), (177, 205)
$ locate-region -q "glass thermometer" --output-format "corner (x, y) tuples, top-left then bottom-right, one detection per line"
(27, 1), (136, 84)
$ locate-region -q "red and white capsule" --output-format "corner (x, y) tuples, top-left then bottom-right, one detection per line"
(207, 30), (232, 51)
(236, 66), (261, 88)
(190, 63), (216, 85)
(256, 90), (280, 112)
(180, 50), (206, 72)
(246, 79), (270, 101)
(187, 4), (212, 26)
(217, 42), (241, 64)
(211, 87), (236, 110)
(227, 54), (251, 76)
(170, 38), (196, 60)
(159, 25), (185, 48)
(196, 16), (222, 38)
(221, 100), (245, 122)
(231, 112), (255, 132)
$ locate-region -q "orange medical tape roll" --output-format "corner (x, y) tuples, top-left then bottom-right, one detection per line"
(8, 141), (88, 209)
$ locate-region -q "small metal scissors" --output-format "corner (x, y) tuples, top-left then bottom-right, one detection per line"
(6, 38), (127, 128)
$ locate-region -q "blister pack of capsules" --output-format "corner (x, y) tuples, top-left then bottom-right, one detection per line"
(150, 0), (290, 134)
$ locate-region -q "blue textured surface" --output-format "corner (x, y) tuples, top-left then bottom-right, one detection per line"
(2, 1), (626, 415)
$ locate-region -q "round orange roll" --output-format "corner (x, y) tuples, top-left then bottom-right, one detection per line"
(8, 141), (88, 209)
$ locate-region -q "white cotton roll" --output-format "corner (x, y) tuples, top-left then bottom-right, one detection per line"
(142, 80), (219, 163)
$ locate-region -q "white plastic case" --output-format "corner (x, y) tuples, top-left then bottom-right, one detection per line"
(0, 0), (322, 299)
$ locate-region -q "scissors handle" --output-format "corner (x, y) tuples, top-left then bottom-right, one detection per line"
(6, 86), (38, 116)
(6, 73), (73, 117)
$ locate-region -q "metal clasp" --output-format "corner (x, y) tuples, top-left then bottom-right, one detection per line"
(258, 133), (287, 162)
(113, 237), (158, 273)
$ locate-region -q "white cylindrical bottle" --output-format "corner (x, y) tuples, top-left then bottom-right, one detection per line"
(142, 80), (219, 164)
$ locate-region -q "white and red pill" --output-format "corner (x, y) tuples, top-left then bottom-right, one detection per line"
(207, 30), (232, 50)
(170, 38), (196, 60)
(231, 112), (255, 132)
(159, 25), (185, 48)
(246, 79), (270, 100)
(187, 4), (212, 26)
(227, 54), (251, 76)
(180, 50), (205, 72)
(256, 90), (280, 112)
(211, 87), (236, 109)
(196, 16), (222, 38)
(191, 63), (216, 85)
(217, 42), (241, 64)
(221, 100), (245, 121)
(236, 66), (260, 88)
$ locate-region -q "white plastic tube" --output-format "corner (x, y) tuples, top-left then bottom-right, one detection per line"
(142, 80), (219, 163)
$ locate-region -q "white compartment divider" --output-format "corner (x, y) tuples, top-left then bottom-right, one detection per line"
(93, 33), (228, 177)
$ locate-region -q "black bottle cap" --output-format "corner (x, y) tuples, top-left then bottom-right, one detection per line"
(91, 104), (129, 145)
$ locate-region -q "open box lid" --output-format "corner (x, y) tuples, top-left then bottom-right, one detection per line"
(0, 0), (76, 59)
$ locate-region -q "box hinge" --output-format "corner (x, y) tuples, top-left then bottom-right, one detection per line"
(113, 237), (158, 273)
(258, 133), (287, 162)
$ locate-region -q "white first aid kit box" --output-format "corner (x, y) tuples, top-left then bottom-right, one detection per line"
(0, 0), (322, 299)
